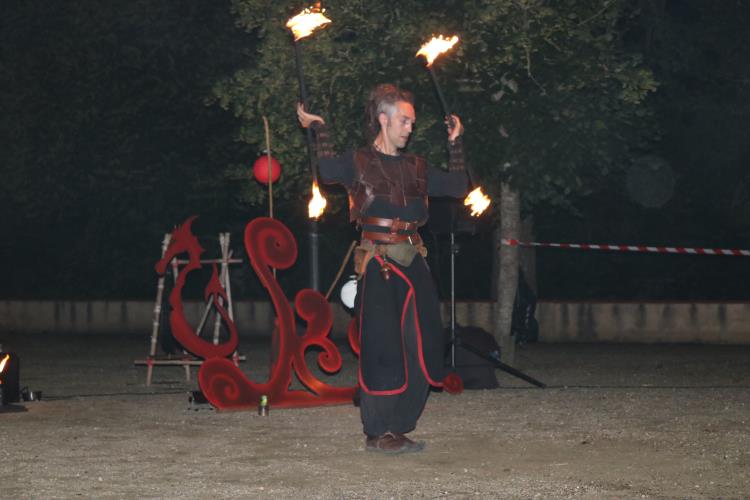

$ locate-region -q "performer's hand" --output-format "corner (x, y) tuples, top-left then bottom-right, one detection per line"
(297, 102), (325, 128)
(446, 114), (464, 143)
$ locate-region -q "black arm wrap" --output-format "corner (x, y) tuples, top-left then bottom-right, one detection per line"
(311, 121), (335, 159)
(448, 137), (465, 172)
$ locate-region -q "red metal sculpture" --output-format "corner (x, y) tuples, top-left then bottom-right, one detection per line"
(155, 216), (239, 360)
(155, 216), (356, 410)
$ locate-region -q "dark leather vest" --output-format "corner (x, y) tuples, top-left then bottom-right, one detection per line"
(349, 147), (428, 224)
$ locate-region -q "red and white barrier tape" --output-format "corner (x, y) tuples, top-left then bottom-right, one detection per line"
(501, 239), (750, 257)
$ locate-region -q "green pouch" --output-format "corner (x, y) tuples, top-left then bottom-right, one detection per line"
(384, 242), (420, 267)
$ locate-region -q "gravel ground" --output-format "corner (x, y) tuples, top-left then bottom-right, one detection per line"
(1, 333), (749, 499)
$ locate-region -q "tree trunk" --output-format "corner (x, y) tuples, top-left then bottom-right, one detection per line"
(519, 215), (537, 295)
(494, 183), (520, 365)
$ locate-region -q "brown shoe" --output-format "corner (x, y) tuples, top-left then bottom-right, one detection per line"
(366, 433), (426, 454)
(391, 433), (426, 453)
(365, 434), (402, 453)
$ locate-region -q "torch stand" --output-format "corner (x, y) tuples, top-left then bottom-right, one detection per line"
(431, 200), (545, 388)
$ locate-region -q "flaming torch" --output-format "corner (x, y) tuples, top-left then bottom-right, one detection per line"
(286, 4), (331, 291)
(0, 354), (6, 406)
(417, 35), (491, 217)
(286, 4), (331, 41)
(416, 35), (459, 117)
(0, 351), (20, 406)
(464, 187), (491, 216)
(286, 4), (331, 220)
(308, 181), (327, 218)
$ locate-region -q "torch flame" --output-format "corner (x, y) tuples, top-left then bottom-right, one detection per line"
(464, 186), (491, 217)
(286, 4), (332, 41)
(308, 182), (327, 219)
(416, 35), (459, 67)
(0, 354), (8, 375)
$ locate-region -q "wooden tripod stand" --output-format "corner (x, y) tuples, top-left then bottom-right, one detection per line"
(135, 232), (243, 386)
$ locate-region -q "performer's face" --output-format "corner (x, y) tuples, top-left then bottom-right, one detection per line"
(382, 101), (416, 149)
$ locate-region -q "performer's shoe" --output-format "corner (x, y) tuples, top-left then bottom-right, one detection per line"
(391, 433), (426, 453)
(365, 433), (425, 454)
(365, 433), (401, 453)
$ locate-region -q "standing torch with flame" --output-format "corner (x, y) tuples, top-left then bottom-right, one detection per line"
(0, 353), (7, 405)
(417, 35), (491, 217)
(0, 351), (20, 406)
(286, 4), (331, 291)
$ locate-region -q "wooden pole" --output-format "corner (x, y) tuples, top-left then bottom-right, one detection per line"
(147, 233), (172, 386)
(325, 240), (357, 301)
(262, 116), (277, 279)
(211, 234), (227, 346)
(262, 116), (274, 219)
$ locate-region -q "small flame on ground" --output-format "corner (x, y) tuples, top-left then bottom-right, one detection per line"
(286, 4), (332, 41)
(308, 182), (327, 219)
(464, 186), (491, 217)
(0, 354), (9, 375)
(416, 35), (459, 67)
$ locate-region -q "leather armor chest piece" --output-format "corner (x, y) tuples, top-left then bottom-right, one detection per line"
(349, 148), (428, 223)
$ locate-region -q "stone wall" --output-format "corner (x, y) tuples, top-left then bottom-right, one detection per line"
(2, 300), (749, 344)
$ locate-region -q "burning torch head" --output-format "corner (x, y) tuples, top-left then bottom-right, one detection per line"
(416, 35), (459, 67)
(464, 186), (491, 217)
(0, 352), (20, 404)
(308, 181), (327, 219)
(0, 354), (9, 379)
(286, 4), (332, 41)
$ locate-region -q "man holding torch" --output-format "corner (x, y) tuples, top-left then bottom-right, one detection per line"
(297, 83), (467, 454)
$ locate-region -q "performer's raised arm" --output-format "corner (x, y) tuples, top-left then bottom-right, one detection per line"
(427, 113), (469, 198)
(296, 102), (353, 187)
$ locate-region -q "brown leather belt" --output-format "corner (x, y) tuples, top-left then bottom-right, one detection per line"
(362, 231), (422, 244)
(360, 216), (420, 245)
(360, 216), (418, 233)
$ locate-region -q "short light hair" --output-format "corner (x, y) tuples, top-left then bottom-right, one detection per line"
(366, 84), (414, 139)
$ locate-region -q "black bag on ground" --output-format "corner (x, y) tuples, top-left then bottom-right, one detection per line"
(446, 326), (500, 390)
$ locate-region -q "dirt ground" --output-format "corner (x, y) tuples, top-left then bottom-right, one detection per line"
(1, 332), (749, 499)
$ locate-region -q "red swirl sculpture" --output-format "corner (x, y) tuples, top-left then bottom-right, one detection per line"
(156, 216), (356, 410)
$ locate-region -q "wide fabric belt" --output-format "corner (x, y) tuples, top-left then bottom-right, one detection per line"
(355, 233), (426, 274)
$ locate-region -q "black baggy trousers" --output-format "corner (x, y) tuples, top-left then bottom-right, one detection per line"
(357, 254), (444, 437)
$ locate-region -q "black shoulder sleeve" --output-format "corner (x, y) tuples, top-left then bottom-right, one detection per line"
(427, 161), (468, 198)
(318, 151), (355, 188)
(309, 121), (355, 188)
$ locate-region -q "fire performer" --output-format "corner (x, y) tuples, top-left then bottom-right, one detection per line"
(297, 83), (467, 454)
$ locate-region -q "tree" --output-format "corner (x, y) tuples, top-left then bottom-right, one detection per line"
(530, 1), (750, 302)
(214, 0), (656, 355)
(453, 1), (658, 359)
(0, 1), (255, 298)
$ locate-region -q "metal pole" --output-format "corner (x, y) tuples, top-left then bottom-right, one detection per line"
(294, 41), (319, 183)
(450, 230), (456, 368)
(310, 219), (320, 291)
(293, 39), (321, 290)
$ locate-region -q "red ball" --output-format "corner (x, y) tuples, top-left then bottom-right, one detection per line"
(252, 155), (281, 184)
(442, 372), (464, 395)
